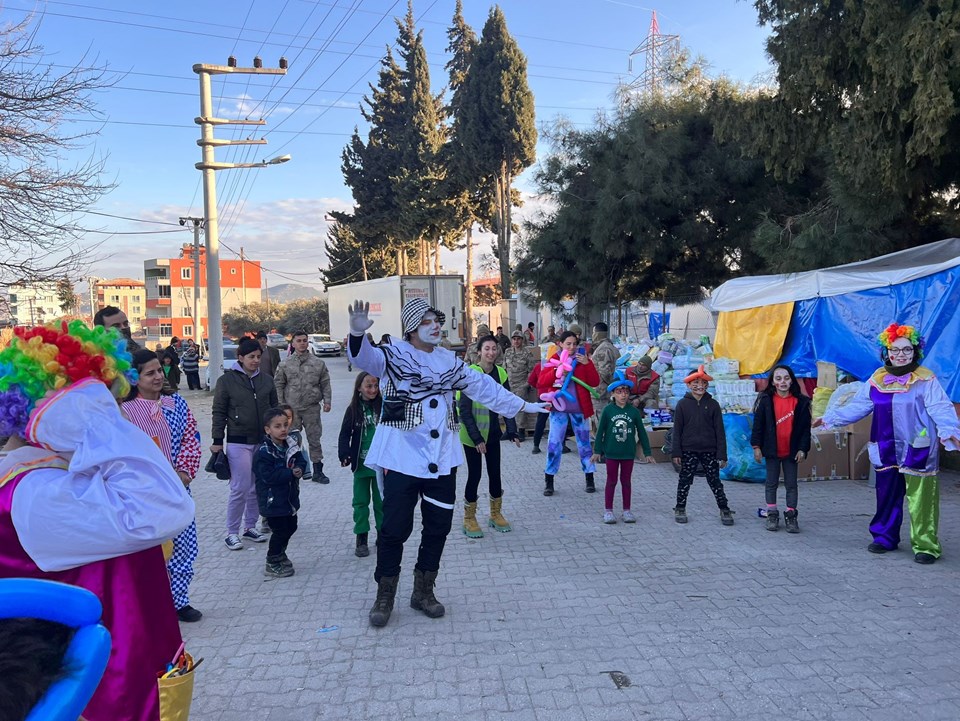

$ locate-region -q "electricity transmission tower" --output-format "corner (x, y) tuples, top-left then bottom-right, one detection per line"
(626, 11), (681, 96)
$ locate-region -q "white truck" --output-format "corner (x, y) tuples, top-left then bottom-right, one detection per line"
(328, 274), (466, 350)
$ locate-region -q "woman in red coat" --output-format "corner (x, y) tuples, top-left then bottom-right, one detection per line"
(537, 331), (601, 496)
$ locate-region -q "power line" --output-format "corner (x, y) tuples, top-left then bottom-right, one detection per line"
(266, 0), (404, 136)
(83, 210), (181, 226)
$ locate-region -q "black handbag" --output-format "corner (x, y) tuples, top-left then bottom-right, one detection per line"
(204, 450), (231, 480)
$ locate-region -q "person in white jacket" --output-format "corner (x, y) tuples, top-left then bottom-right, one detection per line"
(347, 298), (547, 627)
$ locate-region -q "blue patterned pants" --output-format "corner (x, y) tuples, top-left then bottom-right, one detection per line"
(545, 412), (595, 476)
(168, 486), (199, 610)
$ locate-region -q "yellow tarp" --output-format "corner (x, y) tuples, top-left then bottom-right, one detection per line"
(714, 302), (794, 375)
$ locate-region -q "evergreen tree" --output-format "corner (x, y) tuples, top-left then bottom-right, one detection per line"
(320, 220), (396, 288)
(516, 76), (779, 307)
(394, 2), (448, 271)
(443, 0), (481, 333)
(717, 1), (960, 269)
(458, 6), (536, 295)
(338, 47), (406, 265)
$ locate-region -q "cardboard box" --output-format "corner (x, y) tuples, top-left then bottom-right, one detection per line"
(843, 414), (873, 480)
(799, 430), (851, 480)
(639, 427), (672, 463)
(817, 361), (838, 390)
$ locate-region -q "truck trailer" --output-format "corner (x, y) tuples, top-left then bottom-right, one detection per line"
(328, 275), (465, 350)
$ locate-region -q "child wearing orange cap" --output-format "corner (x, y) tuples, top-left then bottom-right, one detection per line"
(671, 365), (734, 525)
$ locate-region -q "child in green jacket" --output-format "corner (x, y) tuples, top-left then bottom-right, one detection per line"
(591, 371), (655, 523)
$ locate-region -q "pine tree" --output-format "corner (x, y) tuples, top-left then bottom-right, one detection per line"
(458, 6), (536, 295)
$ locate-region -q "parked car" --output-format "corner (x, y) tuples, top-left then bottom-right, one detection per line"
(267, 333), (288, 349)
(202, 337), (235, 352)
(204, 343), (238, 390)
(309, 334), (342, 357)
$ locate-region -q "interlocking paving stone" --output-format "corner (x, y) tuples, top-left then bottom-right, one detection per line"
(177, 356), (960, 720)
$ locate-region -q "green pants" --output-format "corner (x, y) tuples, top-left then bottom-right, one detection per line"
(353, 470), (383, 535)
(906, 474), (941, 557)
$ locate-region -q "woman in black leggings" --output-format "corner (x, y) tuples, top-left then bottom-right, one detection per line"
(459, 335), (521, 537)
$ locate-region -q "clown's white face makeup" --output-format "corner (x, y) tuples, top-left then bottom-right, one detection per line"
(417, 312), (442, 345)
(889, 337), (915, 367)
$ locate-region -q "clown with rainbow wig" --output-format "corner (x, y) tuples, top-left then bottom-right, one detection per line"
(0, 321), (195, 720)
(819, 322), (960, 564)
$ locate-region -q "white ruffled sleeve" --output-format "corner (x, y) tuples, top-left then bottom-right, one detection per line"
(12, 380), (195, 572)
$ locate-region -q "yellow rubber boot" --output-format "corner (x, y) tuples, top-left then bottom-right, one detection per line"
(489, 495), (512, 533)
(463, 501), (484, 538)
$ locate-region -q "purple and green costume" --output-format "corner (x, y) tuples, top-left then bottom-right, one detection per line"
(822, 367), (960, 557)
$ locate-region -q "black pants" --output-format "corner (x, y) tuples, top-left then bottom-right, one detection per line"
(267, 514), (298, 557)
(765, 457), (799, 508)
(185, 370), (201, 390)
(375, 470), (455, 581)
(463, 425), (503, 503)
(675, 451), (728, 510)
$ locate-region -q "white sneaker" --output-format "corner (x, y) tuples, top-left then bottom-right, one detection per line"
(224, 534), (243, 551)
(603, 510), (616, 524)
(622, 510), (636, 523)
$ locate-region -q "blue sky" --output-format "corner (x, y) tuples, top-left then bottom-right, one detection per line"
(7, 0), (773, 284)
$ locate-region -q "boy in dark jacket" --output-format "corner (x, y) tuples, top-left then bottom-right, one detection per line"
(671, 365), (734, 526)
(254, 408), (307, 578)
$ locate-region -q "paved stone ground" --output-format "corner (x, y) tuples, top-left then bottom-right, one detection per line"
(179, 357), (960, 721)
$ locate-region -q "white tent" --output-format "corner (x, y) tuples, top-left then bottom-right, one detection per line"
(707, 238), (960, 312)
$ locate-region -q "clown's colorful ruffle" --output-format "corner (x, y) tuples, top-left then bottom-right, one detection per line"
(0, 321), (137, 436)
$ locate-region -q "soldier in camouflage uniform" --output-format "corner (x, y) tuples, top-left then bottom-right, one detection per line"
(464, 324), (504, 366)
(590, 321), (620, 427)
(503, 330), (538, 440)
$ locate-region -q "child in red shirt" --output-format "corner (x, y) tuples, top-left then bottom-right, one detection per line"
(751, 364), (812, 533)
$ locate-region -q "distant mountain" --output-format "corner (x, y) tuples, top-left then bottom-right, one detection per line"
(266, 283), (326, 304)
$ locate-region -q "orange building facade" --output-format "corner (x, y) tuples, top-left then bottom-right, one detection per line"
(143, 244), (262, 343)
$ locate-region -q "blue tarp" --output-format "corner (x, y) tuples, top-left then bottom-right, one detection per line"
(648, 312), (670, 338)
(775, 265), (960, 401)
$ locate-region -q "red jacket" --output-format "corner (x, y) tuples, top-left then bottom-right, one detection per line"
(537, 359), (601, 417)
(627, 367), (659, 396)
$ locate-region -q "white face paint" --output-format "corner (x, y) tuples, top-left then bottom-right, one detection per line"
(417, 312), (442, 345)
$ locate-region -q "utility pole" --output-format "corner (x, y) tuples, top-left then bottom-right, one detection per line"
(179, 216), (204, 346)
(194, 55), (289, 388)
(264, 275), (270, 310)
(240, 246), (247, 306)
(88, 276), (99, 322)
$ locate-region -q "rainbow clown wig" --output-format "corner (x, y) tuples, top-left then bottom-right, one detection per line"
(878, 322), (924, 358)
(0, 321), (137, 437)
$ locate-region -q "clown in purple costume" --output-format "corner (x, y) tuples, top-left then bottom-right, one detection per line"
(820, 323), (960, 563)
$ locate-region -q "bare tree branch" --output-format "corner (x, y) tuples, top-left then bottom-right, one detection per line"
(0, 16), (115, 284)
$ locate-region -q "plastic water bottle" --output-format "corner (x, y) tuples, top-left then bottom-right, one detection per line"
(757, 507), (768, 518)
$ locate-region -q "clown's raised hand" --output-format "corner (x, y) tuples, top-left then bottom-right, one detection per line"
(347, 299), (374, 336)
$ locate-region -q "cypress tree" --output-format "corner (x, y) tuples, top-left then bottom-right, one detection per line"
(394, 1), (447, 272)
(458, 6), (536, 295)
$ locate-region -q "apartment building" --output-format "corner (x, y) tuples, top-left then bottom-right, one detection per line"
(5, 282), (61, 326)
(143, 244), (262, 343)
(94, 278), (145, 331)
